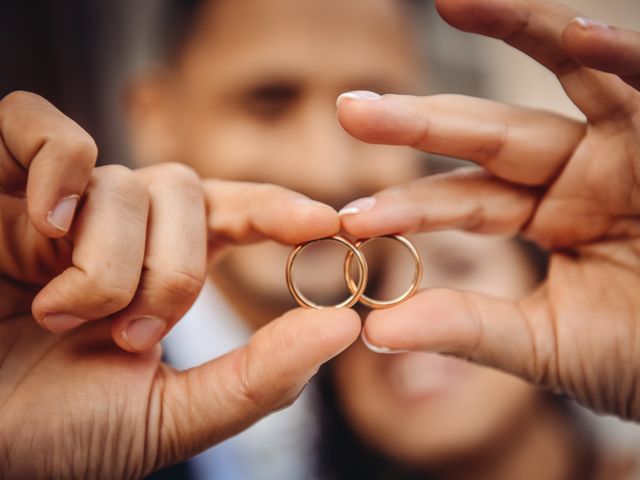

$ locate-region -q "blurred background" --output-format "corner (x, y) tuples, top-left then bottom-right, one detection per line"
(1, 0), (638, 165)
(2, 1), (640, 479)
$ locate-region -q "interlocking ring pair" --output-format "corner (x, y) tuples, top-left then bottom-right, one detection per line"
(286, 234), (423, 309)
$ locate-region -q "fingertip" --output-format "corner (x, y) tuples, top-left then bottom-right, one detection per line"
(364, 289), (477, 353)
(337, 93), (391, 143)
(336, 90), (381, 108)
(435, 0), (530, 39)
(274, 307), (361, 364)
(285, 307), (362, 349)
(360, 328), (408, 354)
(46, 194), (80, 233)
(561, 18), (622, 71)
(434, 0), (466, 28)
(24, 193), (81, 239)
(338, 196), (376, 217)
(285, 197), (341, 242)
(340, 195), (418, 239)
(115, 316), (168, 353)
(294, 196), (338, 220)
(238, 307), (360, 406)
(40, 313), (87, 334)
(338, 93), (430, 148)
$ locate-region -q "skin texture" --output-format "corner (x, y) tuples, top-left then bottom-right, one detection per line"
(126, 0), (424, 327)
(0, 91), (361, 478)
(126, 0), (581, 474)
(1, 1), (421, 476)
(333, 232), (580, 480)
(337, 0), (640, 420)
(2, 0), (640, 477)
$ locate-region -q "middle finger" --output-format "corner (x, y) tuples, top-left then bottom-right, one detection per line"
(110, 163), (207, 353)
(337, 93), (585, 185)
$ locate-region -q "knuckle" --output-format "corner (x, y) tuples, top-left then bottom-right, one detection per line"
(235, 349), (274, 413)
(98, 164), (147, 198)
(99, 163), (135, 181)
(156, 270), (204, 303)
(237, 371), (266, 413)
(64, 134), (98, 167)
(159, 162), (200, 186)
(142, 162), (202, 192)
(479, 120), (510, 163)
(234, 332), (303, 414)
(0, 90), (40, 109)
(257, 182), (284, 196)
(82, 274), (137, 312)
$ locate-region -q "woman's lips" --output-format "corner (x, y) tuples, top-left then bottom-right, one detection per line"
(384, 352), (471, 402)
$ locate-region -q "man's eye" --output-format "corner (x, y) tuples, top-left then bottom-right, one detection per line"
(243, 84), (300, 119)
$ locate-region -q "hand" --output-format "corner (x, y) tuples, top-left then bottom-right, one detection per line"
(337, 0), (640, 420)
(0, 91), (360, 478)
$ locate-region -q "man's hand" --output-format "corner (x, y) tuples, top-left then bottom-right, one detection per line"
(337, 0), (640, 420)
(0, 91), (360, 478)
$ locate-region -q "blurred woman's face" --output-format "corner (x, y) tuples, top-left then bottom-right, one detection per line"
(332, 232), (542, 466)
(128, 0), (424, 324)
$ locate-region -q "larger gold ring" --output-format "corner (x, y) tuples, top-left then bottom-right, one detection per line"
(344, 234), (423, 309)
(286, 235), (368, 309)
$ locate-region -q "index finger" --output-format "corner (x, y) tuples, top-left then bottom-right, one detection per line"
(0, 91), (97, 237)
(203, 180), (341, 254)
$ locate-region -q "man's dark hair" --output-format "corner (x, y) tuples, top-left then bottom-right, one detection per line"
(155, 0), (431, 62)
(156, 0), (206, 61)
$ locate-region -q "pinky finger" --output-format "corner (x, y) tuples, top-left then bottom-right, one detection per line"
(562, 18), (640, 90)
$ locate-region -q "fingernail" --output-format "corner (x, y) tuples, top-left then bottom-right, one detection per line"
(336, 90), (381, 107)
(47, 195), (80, 232)
(572, 17), (609, 30)
(43, 313), (86, 333)
(123, 316), (166, 352)
(339, 197), (376, 216)
(361, 330), (408, 355)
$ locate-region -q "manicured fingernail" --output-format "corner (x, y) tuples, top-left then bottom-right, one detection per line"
(361, 330), (407, 355)
(43, 313), (86, 333)
(123, 316), (166, 352)
(47, 194), (80, 232)
(572, 17), (609, 30)
(339, 197), (376, 216)
(336, 90), (381, 107)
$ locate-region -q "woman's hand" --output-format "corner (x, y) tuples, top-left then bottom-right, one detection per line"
(337, 0), (640, 420)
(0, 91), (360, 478)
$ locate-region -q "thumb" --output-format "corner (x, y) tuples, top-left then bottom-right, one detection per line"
(156, 307), (360, 467)
(362, 288), (553, 385)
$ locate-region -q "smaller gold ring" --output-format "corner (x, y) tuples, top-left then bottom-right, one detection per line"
(344, 234), (422, 309)
(286, 235), (368, 309)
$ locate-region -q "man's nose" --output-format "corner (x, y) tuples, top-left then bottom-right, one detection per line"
(283, 113), (369, 209)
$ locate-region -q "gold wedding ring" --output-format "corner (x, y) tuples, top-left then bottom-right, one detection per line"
(286, 234), (422, 309)
(344, 235), (423, 309)
(286, 235), (368, 309)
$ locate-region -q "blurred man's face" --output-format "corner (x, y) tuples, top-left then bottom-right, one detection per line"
(128, 0), (424, 324)
(333, 232), (543, 466)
